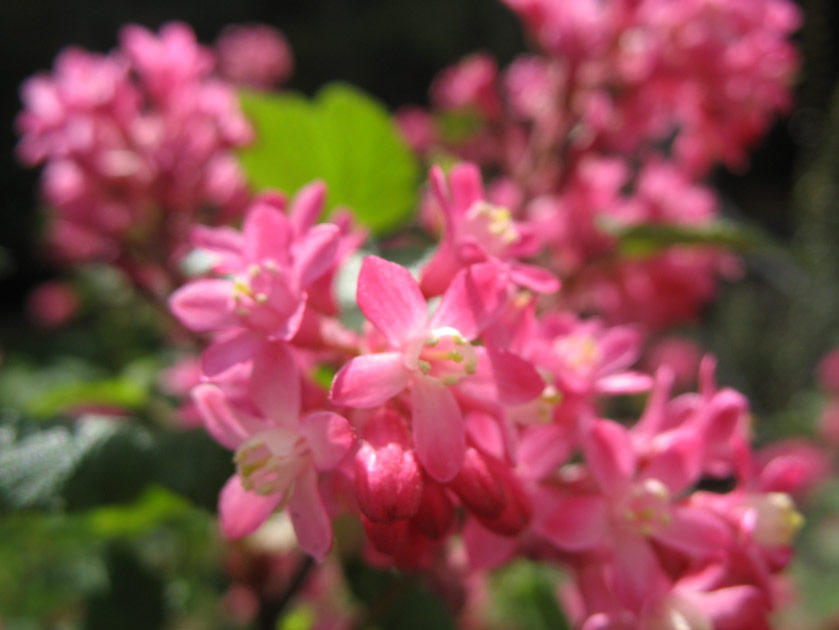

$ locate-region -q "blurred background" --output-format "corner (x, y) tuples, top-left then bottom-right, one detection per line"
(0, 1), (838, 628)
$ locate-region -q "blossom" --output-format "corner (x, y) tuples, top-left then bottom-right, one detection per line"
(330, 255), (509, 481)
(193, 341), (353, 559)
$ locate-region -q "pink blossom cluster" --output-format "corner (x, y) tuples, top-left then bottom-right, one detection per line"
(398, 0), (799, 329)
(16, 22), (254, 294)
(169, 163), (809, 628)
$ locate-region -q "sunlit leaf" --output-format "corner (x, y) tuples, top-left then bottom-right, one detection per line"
(238, 83), (420, 235)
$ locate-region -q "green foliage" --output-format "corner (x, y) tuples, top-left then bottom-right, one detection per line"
(598, 217), (767, 258)
(0, 415), (232, 513)
(488, 560), (570, 630)
(238, 83), (420, 235)
(342, 557), (457, 630)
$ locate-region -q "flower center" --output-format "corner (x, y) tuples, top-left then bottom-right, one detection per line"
(743, 492), (804, 546)
(463, 201), (519, 256)
(234, 427), (309, 496)
(231, 261), (296, 331)
(554, 333), (601, 374)
(622, 478), (672, 537)
(412, 326), (478, 386)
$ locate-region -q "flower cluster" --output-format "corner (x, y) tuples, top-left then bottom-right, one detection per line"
(398, 0), (799, 328)
(169, 160), (808, 626)
(18, 4), (811, 628)
(16, 22), (255, 295)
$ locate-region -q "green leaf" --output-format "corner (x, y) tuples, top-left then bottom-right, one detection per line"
(598, 217), (767, 258)
(0, 416), (118, 511)
(86, 486), (194, 538)
(238, 83), (420, 235)
(488, 560), (569, 630)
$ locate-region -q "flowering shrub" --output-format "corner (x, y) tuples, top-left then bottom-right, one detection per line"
(6, 2), (838, 629)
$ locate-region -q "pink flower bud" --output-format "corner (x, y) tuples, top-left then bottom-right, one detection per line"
(362, 516), (408, 555)
(354, 411), (423, 522)
(474, 457), (531, 536)
(448, 447), (507, 518)
(412, 477), (455, 540)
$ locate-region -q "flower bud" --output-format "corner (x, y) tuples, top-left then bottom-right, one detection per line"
(448, 447), (506, 518)
(475, 457), (531, 536)
(354, 410), (424, 522)
(362, 516), (408, 554)
(412, 477), (455, 539)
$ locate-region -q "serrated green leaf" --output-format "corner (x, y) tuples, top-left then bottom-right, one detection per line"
(238, 83), (420, 235)
(0, 417), (118, 511)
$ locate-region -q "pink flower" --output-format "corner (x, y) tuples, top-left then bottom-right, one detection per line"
(330, 255), (509, 481)
(422, 162), (557, 296)
(169, 187), (341, 376)
(216, 24), (294, 89)
(193, 341), (353, 559)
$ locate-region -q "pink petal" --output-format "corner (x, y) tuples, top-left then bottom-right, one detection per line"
(449, 162), (484, 215)
(169, 279), (234, 331)
(517, 422), (575, 480)
(329, 352), (411, 408)
(300, 411), (354, 470)
(641, 431), (702, 495)
(430, 261), (507, 339)
(699, 586), (770, 630)
(243, 200), (292, 265)
(508, 262), (560, 294)
(701, 389), (747, 447)
(293, 223), (340, 288)
(219, 474), (284, 539)
(595, 371), (653, 395)
(611, 532), (669, 611)
(488, 348), (544, 404)
(249, 340), (300, 424)
(356, 256), (428, 348)
(463, 518), (518, 570)
(584, 419), (637, 495)
(287, 467), (332, 560)
(192, 383), (260, 450)
(597, 325), (643, 375)
(190, 225), (244, 272)
(201, 329), (264, 377)
(654, 505), (731, 558)
(535, 492), (608, 551)
(633, 366), (675, 440)
(411, 376), (466, 482)
(289, 180), (326, 234)
(419, 242), (460, 297)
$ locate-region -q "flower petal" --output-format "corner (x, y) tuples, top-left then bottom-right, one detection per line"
(243, 198), (291, 265)
(487, 348), (544, 405)
(293, 223), (340, 288)
(430, 261), (507, 339)
(192, 383), (261, 450)
(219, 474), (284, 539)
(534, 492), (608, 551)
(301, 411), (354, 470)
(202, 329), (264, 377)
(330, 352), (411, 408)
(249, 340), (300, 425)
(584, 419), (637, 495)
(169, 279), (234, 331)
(654, 505), (731, 558)
(288, 467), (332, 560)
(289, 180), (326, 234)
(357, 256), (428, 347)
(508, 261), (560, 294)
(411, 376), (466, 482)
